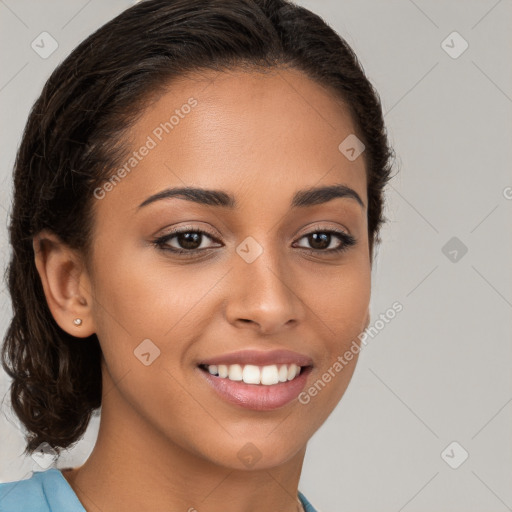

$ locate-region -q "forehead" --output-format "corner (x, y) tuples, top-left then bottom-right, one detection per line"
(94, 67), (367, 217)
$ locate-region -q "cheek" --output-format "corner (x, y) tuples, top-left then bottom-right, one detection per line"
(89, 245), (229, 404)
(88, 249), (208, 444)
(297, 262), (370, 416)
(91, 242), (210, 340)
(311, 261), (371, 341)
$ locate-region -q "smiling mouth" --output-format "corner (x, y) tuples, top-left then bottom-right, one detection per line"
(198, 363), (310, 386)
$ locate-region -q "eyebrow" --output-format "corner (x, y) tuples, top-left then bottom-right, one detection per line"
(137, 183), (365, 210)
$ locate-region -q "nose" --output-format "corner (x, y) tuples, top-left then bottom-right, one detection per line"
(224, 245), (304, 335)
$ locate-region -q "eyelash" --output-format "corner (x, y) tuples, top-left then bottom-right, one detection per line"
(152, 225), (357, 258)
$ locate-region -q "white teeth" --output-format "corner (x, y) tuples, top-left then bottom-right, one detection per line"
(287, 363), (299, 380)
(242, 365), (261, 384)
(204, 363), (305, 385)
(228, 364), (243, 381)
(261, 365), (279, 385)
(218, 364), (228, 378)
(278, 364), (288, 382)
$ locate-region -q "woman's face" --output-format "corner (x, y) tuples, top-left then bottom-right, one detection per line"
(85, 67), (370, 469)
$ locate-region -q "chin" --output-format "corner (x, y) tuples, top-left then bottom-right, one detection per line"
(200, 436), (306, 471)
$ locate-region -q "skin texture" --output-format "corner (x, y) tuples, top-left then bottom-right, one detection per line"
(33, 67), (371, 512)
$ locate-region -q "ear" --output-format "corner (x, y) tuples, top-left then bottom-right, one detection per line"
(33, 229), (96, 338)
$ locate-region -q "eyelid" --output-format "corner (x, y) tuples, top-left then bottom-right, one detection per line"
(156, 224), (220, 240)
(295, 222), (352, 238)
(157, 221), (352, 240)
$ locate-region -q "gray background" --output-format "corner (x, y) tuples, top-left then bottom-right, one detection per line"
(1, 1), (511, 511)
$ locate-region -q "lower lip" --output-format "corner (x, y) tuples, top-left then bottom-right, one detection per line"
(198, 366), (312, 411)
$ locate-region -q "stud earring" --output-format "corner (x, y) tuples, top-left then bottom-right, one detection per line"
(73, 318), (83, 326)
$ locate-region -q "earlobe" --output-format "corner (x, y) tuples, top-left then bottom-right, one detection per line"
(32, 229), (95, 338)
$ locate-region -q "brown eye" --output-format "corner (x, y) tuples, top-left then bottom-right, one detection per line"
(294, 229), (356, 254)
(153, 228), (221, 255)
(173, 232), (203, 250)
(152, 226), (357, 258)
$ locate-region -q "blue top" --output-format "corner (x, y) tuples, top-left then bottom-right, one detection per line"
(0, 468), (318, 511)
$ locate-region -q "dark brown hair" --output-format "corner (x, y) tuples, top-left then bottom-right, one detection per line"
(1, 0), (395, 456)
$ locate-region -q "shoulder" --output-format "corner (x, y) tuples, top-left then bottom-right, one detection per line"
(298, 490), (321, 512)
(0, 468), (85, 512)
(0, 469), (54, 512)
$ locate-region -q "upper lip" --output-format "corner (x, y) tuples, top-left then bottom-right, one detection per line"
(199, 349), (313, 367)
